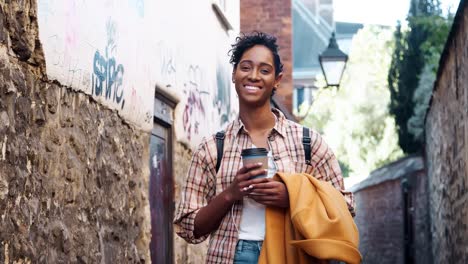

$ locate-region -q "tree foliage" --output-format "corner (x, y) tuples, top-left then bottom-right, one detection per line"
(387, 0), (452, 153)
(302, 26), (403, 178)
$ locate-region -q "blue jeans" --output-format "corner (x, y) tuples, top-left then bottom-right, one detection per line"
(233, 240), (263, 264)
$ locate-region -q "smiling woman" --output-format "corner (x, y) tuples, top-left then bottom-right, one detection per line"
(173, 31), (355, 264)
(233, 44), (282, 108)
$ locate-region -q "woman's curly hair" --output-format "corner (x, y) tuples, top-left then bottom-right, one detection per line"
(229, 31), (284, 77)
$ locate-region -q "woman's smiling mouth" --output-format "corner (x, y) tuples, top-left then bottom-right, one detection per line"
(244, 85), (261, 92)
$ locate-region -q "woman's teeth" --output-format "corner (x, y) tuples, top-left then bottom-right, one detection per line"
(245, 85), (260, 91)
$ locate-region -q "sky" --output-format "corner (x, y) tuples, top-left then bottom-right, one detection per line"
(334, 0), (461, 26)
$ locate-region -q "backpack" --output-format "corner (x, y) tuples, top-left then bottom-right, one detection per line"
(214, 127), (312, 173)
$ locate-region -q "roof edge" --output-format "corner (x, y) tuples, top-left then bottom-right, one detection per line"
(350, 155), (424, 193)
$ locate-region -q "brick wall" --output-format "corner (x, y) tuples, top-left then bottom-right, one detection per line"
(425, 2), (468, 263)
(411, 170), (432, 264)
(240, 0), (293, 113)
(0, 1), (150, 262)
(354, 180), (405, 264)
(352, 156), (430, 264)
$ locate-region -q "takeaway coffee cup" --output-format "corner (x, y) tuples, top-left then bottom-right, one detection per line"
(241, 148), (268, 179)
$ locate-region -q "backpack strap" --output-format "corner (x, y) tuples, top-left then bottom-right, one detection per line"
(303, 127), (311, 164)
(216, 128), (310, 171)
(215, 131), (225, 173)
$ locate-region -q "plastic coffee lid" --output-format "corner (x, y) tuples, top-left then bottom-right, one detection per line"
(241, 148), (268, 156)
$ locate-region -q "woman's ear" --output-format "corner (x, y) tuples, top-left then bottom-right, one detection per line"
(274, 72), (283, 87)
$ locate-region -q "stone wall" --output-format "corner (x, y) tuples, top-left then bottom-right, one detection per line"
(425, 2), (468, 263)
(173, 142), (208, 264)
(351, 156), (430, 264)
(240, 0), (293, 113)
(0, 1), (150, 263)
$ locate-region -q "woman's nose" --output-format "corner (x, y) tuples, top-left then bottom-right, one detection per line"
(248, 69), (260, 81)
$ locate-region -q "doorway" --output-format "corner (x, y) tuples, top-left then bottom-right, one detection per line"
(150, 91), (176, 263)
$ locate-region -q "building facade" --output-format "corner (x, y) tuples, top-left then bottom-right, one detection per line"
(0, 0), (240, 263)
(292, 0), (334, 112)
(153, 1), (240, 262)
(0, 0), (151, 262)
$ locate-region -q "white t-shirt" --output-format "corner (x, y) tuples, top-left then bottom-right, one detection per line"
(238, 148), (277, 241)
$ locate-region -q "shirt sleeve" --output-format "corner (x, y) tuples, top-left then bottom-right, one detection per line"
(309, 131), (356, 216)
(173, 140), (217, 243)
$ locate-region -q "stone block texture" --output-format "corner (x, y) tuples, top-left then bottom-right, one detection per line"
(0, 1), (150, 263)
(173, 142), (208, 264)
(425, 2), (468, 263)
(240, 0), (293, 113)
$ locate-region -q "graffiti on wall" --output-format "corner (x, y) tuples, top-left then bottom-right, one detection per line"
(91, 18), (126, 110)
(155, 42), (216, 141)
(181, 65), (209, 141)
(46, 34), (93, 92)
(153, 40), (239, 143)
(156, 42), (179, 89)
(37, 0), (153, 131)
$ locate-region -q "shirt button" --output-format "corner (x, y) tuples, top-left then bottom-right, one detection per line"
(268, 135), (275, 141)
(273, 156), (280, 161)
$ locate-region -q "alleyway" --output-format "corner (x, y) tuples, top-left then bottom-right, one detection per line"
(0, 0), (466, 263)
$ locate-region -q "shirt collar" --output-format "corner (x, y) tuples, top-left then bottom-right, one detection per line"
(232, 108), (288, 138)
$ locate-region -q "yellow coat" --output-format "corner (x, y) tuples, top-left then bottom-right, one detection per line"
(259, 173), (362, 264)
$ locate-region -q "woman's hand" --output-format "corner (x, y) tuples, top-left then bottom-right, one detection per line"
(248, 179), (289, 208)
(224, 163), (270, 202)
(194, 162), (268, 238)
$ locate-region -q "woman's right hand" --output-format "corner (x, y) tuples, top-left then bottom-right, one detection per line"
(224, 163), (269, 202)
(194, 163), (268, 238)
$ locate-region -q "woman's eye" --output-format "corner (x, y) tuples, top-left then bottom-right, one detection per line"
(261, 69), (270, 74)
(241, 66), (251, 71)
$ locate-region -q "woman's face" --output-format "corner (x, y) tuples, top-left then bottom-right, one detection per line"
(233, 45), (282, 108)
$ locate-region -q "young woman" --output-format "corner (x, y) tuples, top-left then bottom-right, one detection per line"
(174, 32), (354, 264)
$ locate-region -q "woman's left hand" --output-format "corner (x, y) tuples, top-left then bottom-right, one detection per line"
(248, 179), (289, 208)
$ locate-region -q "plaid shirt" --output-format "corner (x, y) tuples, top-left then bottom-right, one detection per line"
(174, 109), (355, 263)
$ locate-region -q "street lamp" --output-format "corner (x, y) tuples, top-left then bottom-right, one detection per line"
(292, 32), (348, 121)
(319, 32), (348, 87)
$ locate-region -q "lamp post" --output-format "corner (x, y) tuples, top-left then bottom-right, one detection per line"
(319, 32), (348, 87)
(293, 32), (348, 121)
